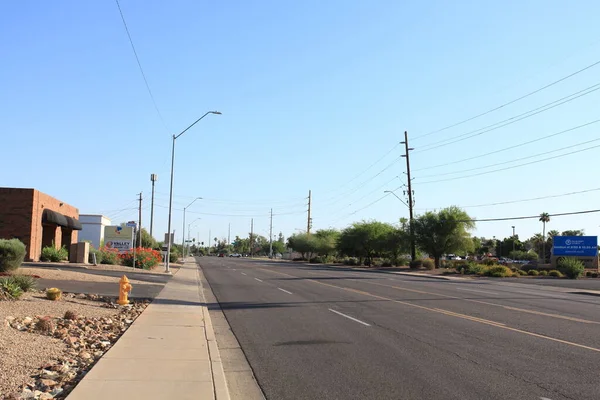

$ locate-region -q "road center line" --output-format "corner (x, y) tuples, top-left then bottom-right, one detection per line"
(456, 287), (499, 295)
(278, 288), (293, 295)
(329, 309), (371, 326)
(241, 272), (247, 276)
(254, 278), (263, 282)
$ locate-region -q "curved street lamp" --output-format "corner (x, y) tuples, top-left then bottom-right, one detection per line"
(165, 111), (221, 273)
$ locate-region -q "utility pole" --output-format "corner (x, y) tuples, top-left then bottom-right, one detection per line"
(208, 229), (211, 255)
(133, 192), (142, 269)
(269, 208), (273, 258)
(228, 223), (231, 245)
(512, 226), (516, 255)
(401, 131), (416, 261)
(150, 174), (157, 238)
(307, 190), (312, 235)
(250, 218), (254, 258)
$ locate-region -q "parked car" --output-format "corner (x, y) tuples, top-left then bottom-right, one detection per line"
(229, 253), (242, 258)
(218, 253), (225, 257)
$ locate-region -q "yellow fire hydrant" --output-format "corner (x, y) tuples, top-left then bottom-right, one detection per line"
(117, 275), (132, 305)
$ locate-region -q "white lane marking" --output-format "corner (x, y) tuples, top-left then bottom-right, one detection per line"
(540, 397), (552, 400)
(328, 308), (371, 326)
(254, 278), (263, 282)
(278, 288), (293, 295)
(456, 287), (498, 295)
(241, 272), (247, 276)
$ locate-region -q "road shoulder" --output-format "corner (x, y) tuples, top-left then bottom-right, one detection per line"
(197, 258), (265, 400)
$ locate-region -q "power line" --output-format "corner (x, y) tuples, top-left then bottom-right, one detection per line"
(115, 0), (168, 130)
(464, 208), (600, 223)
(416, 187), (600, 210)
(413, 58), (600, 141)
(416, 137), (600, 179)
(413, 119), (600, 172)
(415, 143), (600, 185)
(415, 83), (600, 153)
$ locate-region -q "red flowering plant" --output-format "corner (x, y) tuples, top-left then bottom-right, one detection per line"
(98, 246), (121, 265)
(121, 247), (162, 270)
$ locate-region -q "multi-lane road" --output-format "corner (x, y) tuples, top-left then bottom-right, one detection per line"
(199, 257), (600, 400)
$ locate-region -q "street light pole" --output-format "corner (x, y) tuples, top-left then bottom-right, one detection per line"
(512, 226), (516, 255)
(182, 198), (202, 259)
(164, 111), (221, 273)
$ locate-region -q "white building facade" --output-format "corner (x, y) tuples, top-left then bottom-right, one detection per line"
(78, 214), (111, 249)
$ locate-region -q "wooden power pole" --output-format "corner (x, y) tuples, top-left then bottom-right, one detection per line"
(401, 131), (416, 261)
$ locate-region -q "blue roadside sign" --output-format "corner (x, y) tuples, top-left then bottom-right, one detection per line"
(553, 236), (598, 257)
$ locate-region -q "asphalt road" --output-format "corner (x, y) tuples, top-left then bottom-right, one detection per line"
(199, 256), (600, 400)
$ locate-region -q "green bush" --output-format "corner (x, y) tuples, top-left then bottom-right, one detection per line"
(381, 259), (393, 268)
(482, 258), (497, 266)
(99, 247), (120, 265)
(409, 260), (422, 269)
(548, 270), (563, 278)
(516, 269), (527, 276)
(169, 251), (179, 263)
(394, 256), (410, 267)
(0, 279), (24, 299)
(40, 245), (68, 262)
(309, 256), (324, 264)
(527, 270), (539, 276)
(343, 257), (358, 266)
(122, 248), (162, 269)
(422, 259), (435, 270)
(3, 274), (37, 292)
(538, 270), (548, 276)
(458, 262), (486, 275)
(483, 265), (512, 277)
(0, 239), (27, 272)
(558, 258), (585, 279)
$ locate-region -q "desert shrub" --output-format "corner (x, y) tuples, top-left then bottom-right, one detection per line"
(394, 256), (410, 267)
(548, 270), (563, 278)
(482, 258), (497, 266)
(0, 279), (24, 299)
(343, 257), (359, 266)
(40, 245), (68, 262)
(457, 262), (486, 275)
(4, 274), (37, 292)
(515, 269), (527, 276)
(99, 247), (120, 265)
(422, 259), (435, 270)
(309, 256), (324, 264)
(381, 259), (393, 267)
(527, 270), (539, 276)
(483, 265), (512, 277)
(169, 251), (180, 263)
(292, 257), (305, 262)
(46, 287), (62, 301)
(558, 258), (585, 279)
(409, 260), (423, 269)
(592, 272), (599, 278)
(121, 247), (162, 269)
(0, 239), (27, 272)
(538, 270), (548, 276)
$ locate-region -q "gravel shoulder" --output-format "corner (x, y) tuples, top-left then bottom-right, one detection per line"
(0, 293), (120, 399)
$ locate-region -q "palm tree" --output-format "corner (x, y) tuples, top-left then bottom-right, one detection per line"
(539, 212), (550, 262)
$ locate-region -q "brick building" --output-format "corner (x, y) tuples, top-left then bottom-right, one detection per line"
(0, 188), (81, 261)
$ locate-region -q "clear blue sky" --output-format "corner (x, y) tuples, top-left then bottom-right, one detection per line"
(2, 0), (600, 244)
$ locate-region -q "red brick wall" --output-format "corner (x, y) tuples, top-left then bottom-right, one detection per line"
(0, 188), (35, 258)
(0, 188), (79, 261)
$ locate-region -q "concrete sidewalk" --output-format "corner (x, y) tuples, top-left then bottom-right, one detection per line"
(66, 259), (229, 400)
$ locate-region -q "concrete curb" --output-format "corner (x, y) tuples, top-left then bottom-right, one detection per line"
(196, 260), (265, 400)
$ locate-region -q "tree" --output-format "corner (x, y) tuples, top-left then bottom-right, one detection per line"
(561, 229), (584, 236)
(413, 206), (475, 268)
(287, 233), (319, 259)
(539, 212), (550, 262)
(314, 229), (340, 258)
(497, 235), (524, 257)
(337, 221), (395, 265)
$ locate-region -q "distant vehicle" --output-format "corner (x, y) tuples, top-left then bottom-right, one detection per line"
(218, 253), (225, 258)
(229, 253), (242, 258)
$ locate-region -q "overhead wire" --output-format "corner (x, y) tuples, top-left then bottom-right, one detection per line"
(414, 82), (600, 153)
(412, 119), (600, 172)
(416, 137), (600, 179)
(115, 0), (168, 130)
(413, 58), (600, 141)
(463, 208), (600, 223)
(414, 142), (600, 185)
